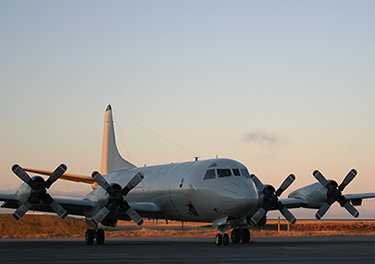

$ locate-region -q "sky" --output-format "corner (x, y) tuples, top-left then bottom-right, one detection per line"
(1, 1), (375, 219)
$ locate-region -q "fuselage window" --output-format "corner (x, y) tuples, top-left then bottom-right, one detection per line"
(233, 169), (241, 176)
(203, 169), (216, 180)
(217, 169), (232, 177)
(240, 168), (250, 178)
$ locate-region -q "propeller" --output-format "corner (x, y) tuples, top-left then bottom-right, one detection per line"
(313, 169), (359, 220)
(90, 171), (144, 226)
(249, 174), (296, 226)
(11, 164), (68, 220)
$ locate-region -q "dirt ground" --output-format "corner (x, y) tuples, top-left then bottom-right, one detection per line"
(1, 214), (375, 239)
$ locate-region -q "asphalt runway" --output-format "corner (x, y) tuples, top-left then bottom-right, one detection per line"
(0, 236), (375, 264)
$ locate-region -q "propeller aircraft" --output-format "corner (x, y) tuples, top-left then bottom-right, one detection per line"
(1, 105), (375, 246)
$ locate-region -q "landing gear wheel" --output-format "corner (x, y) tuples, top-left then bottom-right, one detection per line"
(96, 229), (105, 245)
(215, 233), (223, 246)
(223, 233), (229, 246)
(240, 228), (250, 243)
(231, 229), (240, 244)
(85, 229), (95, 245)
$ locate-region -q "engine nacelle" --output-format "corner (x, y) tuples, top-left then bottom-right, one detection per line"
(288, 181), (333, 208)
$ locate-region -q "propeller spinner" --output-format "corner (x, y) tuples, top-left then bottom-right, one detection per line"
(250, 173), (296, 226)
(313, 169), (359, 220)
(11, 164), (68, 220)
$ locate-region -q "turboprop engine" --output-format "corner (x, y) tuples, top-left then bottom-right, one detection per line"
(249, 173), (296, 226)
(11, 164), (68, 220)
(288, 169), (359, 219)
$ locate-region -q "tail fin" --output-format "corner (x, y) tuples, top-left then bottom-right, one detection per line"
(100, 105), (136, 175)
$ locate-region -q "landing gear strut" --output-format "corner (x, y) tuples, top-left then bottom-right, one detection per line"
(85, 228), (105, 245)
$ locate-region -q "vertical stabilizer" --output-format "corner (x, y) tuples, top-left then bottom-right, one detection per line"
(100, 105), (136, 175)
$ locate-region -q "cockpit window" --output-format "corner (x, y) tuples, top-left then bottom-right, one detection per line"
(240, 168), (250, 178)
(233, 169), (241, 176)
(203, 169), (216, 180)
(217, 169), (232, 177)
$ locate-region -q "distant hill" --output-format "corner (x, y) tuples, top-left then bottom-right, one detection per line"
(1, 214), (375, 239)
(0, 214), (87, 238)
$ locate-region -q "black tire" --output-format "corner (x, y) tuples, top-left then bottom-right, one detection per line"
(96, 229), (105, 245)
(223, 233), (229, 246)
(231, 229), (241, 244)
(240, 228), (250, 244)
(215, 233), (223, 246)
(85, 229), (95, 245)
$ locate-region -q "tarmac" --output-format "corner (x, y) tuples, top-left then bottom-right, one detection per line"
(0, 236), (375, 263)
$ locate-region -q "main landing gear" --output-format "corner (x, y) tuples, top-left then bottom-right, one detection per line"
(85, 228), (105, 245)
(215, 228), (250, 246)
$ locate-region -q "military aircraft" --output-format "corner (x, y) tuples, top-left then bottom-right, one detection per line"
(1, 105), (375, 246)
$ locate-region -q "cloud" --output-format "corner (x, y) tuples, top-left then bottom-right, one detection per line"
(243, 131), (289, 146)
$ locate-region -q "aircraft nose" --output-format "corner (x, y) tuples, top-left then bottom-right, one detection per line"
(221, 178), (258, 216)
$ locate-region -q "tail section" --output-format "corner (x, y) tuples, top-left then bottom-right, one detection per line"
(100, 105), (136, 175)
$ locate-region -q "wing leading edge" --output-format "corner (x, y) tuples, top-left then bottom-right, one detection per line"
(278, 192), (375, 210)
(23, 168), (95, 184)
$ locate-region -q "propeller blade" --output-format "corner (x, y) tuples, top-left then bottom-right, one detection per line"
(250, 174), (265, 192)
(315, 202), (331, 220)
(120, 201), (143, 226)
(343, 200), (359, 218)
(275, 174), (296, 197)
(313, 170), (329, 188)
(122, 172), (144, 196)
(12, 164), (36, 189)
(92, 171), (115, 196)
(278, 204), (297, 224)
(338, 169), (357, 192)
(91, 207), (111, 226)
(90, 172), (144, 226)
(13, 201), (33, 220)
(43, 193), (68, 219)
(44, 164), (67, 189)
(249, 207), (267, 226)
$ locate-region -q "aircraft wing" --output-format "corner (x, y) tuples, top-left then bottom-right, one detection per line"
(0, 193), (20, 203)
(343, 192), (375, 205)
(23, 167), (95, 184)
(1, 191), (162, 220)
(1, 195), (95, 217)
(278, 197), (310, 209)
(278, 192), (375, 210)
